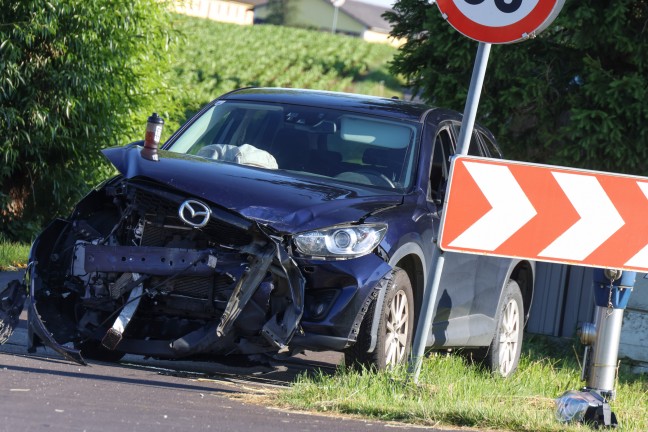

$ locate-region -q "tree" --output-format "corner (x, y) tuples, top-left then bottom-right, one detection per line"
(385, 1), (648, 175)
(0, 0), (174, 241)
(266, 0), (295, 25)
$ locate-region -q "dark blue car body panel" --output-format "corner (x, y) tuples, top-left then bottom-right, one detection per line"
(102, 145), (403, 234)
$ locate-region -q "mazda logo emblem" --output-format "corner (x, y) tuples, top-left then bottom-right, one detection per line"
(178, 200), (211, 228)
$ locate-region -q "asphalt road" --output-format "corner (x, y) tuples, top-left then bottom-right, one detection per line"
(1, 271), (454, 432)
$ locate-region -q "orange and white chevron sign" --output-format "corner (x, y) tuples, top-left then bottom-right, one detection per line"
(439, 156), (648, 272)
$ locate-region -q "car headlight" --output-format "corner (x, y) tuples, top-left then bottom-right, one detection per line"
(293, 223), (387, 259)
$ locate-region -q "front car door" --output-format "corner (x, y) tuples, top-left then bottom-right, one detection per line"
(425, 118), (508, 348)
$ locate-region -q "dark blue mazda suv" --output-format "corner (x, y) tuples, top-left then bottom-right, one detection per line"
(3, 88), (534, 377)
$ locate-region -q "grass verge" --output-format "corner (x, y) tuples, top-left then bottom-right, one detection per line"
(275, 335), (647, 431)
(0, 239), (29, 271)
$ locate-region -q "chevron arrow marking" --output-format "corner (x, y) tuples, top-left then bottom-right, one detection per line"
(448, 161), (537, 251)
(538, 172), (625, 261)
(624, 182), (648, 268)
(441, 156), (648, 272)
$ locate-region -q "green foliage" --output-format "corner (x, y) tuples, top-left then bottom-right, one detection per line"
(164, 16), (402, 130)
(385, 0), (648, 175)
(0, 0), (174, 241)
(265, 0), (295, 25)
(0, 235), (29, 270)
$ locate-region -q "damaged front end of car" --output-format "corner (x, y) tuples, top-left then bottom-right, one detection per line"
(26, 175), (306, 364)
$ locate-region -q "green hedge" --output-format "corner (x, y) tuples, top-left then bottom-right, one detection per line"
(0, 0), (174, 241)
(385, 0), (648, 175)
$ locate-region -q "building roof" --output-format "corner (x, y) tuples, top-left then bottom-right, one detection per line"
(252, 0), (394, 33)
(339, 0), (393, 33)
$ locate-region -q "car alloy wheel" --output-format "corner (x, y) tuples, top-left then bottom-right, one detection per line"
(497, 296), (521, 376)
(486, 279), (524, 378)
(344, 268), (414, 371)
(384, 289), (410, 367)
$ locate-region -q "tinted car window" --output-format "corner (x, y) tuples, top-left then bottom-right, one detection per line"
(479, 130), (503, 158)
(430, 127), (453, 202)
(450, 122), (483, 156)
(167, 100), (421, 192)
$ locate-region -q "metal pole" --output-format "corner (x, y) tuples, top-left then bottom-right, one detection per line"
(331, 6), (339, 34)
(583, 270), (636, 399)
(408, 42), (491, 383)
(456, 42), (491, 156)
(408, 254), (444, 382)
(587, 306), (625, 396)
(558, 270), (636, 427)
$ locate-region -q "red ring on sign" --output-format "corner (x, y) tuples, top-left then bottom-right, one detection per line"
(437, 0), (557, 44)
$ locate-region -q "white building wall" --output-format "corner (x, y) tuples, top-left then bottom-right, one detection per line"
(175, 0), (254, 26)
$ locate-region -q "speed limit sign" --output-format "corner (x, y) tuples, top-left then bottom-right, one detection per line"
(436, 0), (566, 44)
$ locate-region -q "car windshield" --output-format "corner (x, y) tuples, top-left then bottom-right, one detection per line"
(166, 100), (420, 192)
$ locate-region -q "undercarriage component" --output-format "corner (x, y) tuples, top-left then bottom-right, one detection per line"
(101, 274), (144, 350)
(260, 240), (305, 349)
(74, 243), (219, 276)
(217, 243), (276, 337)
(29, 300), (87, 365)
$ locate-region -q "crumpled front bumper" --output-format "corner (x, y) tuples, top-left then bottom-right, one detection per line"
(0, 262), (85, 363)
(25, 215), (308, 363)
(21, 203), (393, 365)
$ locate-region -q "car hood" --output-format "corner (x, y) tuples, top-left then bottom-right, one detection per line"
(102, 145), (403, 233)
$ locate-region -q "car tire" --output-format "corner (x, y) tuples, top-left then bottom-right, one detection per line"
(75, 340), (126, 363)
(344, 268), (414, 371)
(485, 279), (524, 378)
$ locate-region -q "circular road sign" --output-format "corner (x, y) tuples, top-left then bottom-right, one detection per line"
(436, 0), (566, 44)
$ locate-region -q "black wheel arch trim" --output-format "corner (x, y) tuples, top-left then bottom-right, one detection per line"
(499, 259), (536, 325)
(366, 242), (426, 353)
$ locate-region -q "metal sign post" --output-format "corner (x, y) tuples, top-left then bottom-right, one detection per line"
(556, 270), (636, 428)
(330, 0), (345, 33)
(409, 0), (566, 383)
(408, 41), (491, 382)
(455, 42), (491, 155)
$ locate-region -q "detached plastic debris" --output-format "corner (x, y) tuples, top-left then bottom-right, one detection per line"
(0, 280), (27, 344)
(555, 390), (618, 428)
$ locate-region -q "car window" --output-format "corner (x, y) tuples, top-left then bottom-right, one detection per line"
(166, 100), (421, 193)
(327, 116), (417, 190)
(430, 127), (453, 202)
(168, 102), (282, 154)
(478, 130), (503, 158)
(450, 122), (484, 156)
